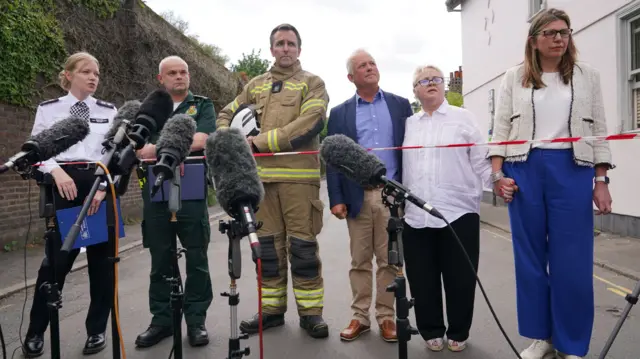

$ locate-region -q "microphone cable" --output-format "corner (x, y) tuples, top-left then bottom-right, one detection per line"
(256, 258), (264, 359)
(94, 162), (128, 359)
(438, 215), (523, 359)
(1, 320), (7, 359)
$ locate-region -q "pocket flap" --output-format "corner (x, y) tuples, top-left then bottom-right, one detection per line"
(310, 198), (325, 212)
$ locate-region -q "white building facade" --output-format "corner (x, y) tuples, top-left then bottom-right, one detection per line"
(446, 0), (640, 237)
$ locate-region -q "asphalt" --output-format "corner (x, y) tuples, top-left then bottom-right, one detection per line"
(0, 183), (638, 358)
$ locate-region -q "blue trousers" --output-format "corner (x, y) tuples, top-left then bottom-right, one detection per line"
(503, 149), (595, 357)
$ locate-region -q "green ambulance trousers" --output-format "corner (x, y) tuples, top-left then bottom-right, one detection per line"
(140, 170), (213, 327)
(255, 182), (326, 316)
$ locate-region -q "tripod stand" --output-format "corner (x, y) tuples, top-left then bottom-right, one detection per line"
(162, 166), (186, 359)
(598, 280), (640, 358)
(382, 184), (418, 359)
(219, 214), (263, 359)
(36, 172), (63, 359)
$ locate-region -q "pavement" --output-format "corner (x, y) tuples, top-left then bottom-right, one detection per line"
(0, 182), (638, 358)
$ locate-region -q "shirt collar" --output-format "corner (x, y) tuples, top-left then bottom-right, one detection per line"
(355, 88), (384, 106)
(63, 92), (95, 105)
(416, 98), (449, 118)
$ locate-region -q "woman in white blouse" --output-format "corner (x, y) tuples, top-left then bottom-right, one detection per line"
(489, 8), (613, 359)
(401, 64), (516, 353)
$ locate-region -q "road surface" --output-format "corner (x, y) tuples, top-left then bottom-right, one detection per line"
(0, 185), (638, 359)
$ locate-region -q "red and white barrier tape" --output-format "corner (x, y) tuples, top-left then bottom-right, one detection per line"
(30, 133), (640, 166)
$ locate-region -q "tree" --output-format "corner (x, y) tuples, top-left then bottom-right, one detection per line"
(230, 49), (271, 80)
(160, 10), (228, 66)
(446, 91), (464, 107)
(410, 100), (421, 113)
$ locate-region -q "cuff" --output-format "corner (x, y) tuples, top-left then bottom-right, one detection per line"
(253, 129), (290, 153)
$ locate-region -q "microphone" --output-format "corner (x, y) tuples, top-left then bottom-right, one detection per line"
(129, 89), (174, 150)
(205, 128), (265, 259)
(319, 134), (444, 220)
(0, 116), (90, 174)
(103, 100), (142, 141)
(150, 114), (196, 197)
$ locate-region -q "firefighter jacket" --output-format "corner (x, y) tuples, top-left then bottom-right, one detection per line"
(217, 60), (329, 186)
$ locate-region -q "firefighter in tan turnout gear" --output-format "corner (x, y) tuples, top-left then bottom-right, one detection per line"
(216, 23), (330, 338)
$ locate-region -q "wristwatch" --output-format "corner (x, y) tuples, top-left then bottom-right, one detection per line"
(595, 176), (610, 184)
(98, 181), (107, 191)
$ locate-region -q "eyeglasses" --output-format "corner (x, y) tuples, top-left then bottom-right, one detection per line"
(416, 77), (444, 87)
(538, 28), (573, 39)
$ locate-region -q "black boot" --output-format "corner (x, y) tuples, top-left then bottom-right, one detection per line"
(187, 325), (209, 347)
(22, 333), (44, 358)
(300, 315), (329, 338)
(239, 313), (285, 334)
(83, 332), (106, 355)
(134, 325), (172, 348)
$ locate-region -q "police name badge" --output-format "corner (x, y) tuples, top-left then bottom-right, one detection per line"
(186, 105), (197, 116)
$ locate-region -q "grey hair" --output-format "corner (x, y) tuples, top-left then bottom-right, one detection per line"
(412, 64), (444, 86)
(346, 48), (373, 74)
(158, 55), (189, 74)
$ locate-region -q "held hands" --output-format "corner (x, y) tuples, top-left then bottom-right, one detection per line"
(593, 182), (612, 215)
(493, 177), (518, 203)
(331, 204), (347, 220)
(51, 168), (78, 201)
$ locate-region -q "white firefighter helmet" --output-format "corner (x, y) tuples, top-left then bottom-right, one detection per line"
(230, 104), (260, 137)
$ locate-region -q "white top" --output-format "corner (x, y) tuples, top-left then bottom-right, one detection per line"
(173, 102), (182, 111)
(402, 99), (493, 229)
(32, 93), (118, 173)
(532, 72), (572, 149)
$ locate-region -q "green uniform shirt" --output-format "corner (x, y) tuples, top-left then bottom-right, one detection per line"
(151, 91), (217, 158)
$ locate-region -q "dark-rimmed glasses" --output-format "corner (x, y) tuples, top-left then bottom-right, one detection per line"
(416, 77), (444, 87)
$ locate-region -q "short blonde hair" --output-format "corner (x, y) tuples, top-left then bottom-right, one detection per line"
(58, 52), (99, 91)
(412, 64), (444, 86)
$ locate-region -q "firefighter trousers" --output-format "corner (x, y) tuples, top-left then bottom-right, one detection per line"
(254, 182), (325, 316)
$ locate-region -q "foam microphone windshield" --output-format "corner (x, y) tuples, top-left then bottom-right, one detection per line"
(104, 100), (142, 140)
(0, 116), (90, 174)
(205, 128), (264, 217)
(150, 114), (196, 196)
(136, 89), (174, 133)
(319, 134), (387, 187)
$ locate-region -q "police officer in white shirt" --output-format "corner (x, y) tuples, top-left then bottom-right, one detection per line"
(22, 52), (117, 358)
(400, 64), (516, 354)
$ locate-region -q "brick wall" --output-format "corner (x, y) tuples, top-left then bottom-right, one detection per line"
(0, 103), (144, 247)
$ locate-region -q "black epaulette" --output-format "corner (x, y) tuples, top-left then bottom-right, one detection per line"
(96, 99), (116, 109)
(39, 98), (60, 107)
(192, 95), (207, 102)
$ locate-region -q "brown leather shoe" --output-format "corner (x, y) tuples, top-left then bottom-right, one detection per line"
(379, 320), (398, 342)
(339, 320), (370, 341)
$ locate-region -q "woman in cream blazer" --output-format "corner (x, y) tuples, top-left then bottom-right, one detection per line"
(488, 8), (613, 359)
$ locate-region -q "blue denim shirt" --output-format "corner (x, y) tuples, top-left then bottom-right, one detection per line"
(355, 89), (398, 181)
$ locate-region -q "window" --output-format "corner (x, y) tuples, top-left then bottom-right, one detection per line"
(617, 2), (640, 132)
(528, 0), (546, 22)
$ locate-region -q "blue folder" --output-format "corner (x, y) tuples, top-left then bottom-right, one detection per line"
(147, 163), (207, 202)
(57, 199), (126, 250)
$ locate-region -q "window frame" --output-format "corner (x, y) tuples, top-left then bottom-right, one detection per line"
(616, 2), (640, 132)
(527, 0), (546, 23)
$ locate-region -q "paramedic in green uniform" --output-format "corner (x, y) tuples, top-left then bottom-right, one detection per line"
(134, 55), (216, 348)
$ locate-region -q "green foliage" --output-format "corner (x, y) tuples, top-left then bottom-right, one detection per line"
(66, 0), (121, 18)
(410, 100), (421, 113)
(446, 91), (464, 107)
(320, 116), (328, 141)
(0, 0), (67, 106)
(207, 187), (217, 207)
(160, 10), (228, 66)
(230, 49), (271, 80)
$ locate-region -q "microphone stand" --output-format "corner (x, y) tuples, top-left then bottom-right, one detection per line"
(36, 171), (63, 359)
(598, 280), (640, 358)
(164, 165), (185, 359)
(381, 184), (418, 359)
(218, 210), (262, 359)
(59, 121), (146, 359)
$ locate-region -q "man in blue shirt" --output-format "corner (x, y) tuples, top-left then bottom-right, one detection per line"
(326, 48), (412, 343)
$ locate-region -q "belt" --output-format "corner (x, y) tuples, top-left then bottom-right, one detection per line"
(60, 162), (96, 171)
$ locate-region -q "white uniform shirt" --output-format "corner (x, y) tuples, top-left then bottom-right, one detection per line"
(402, 99), (492, 229)
(32, 93), (118, 173)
